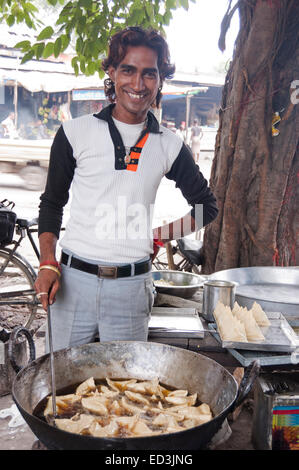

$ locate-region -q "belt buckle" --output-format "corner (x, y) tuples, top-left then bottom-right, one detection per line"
(98, 265), (118, 279)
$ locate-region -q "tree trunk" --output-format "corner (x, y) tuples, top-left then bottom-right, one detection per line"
(202, 0), (299, 274)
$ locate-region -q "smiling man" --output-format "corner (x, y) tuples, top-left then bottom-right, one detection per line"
(35, 27), (218, 352)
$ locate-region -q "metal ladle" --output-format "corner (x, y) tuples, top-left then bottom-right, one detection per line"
(47, 305), (57, 418)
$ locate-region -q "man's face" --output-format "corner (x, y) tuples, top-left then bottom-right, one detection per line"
(108, 45), (161, 124)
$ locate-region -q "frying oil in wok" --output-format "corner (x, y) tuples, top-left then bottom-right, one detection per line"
(33, 378), (213, 438)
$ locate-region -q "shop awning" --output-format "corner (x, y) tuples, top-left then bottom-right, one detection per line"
(161, 83), (208, 100)
(0, 68), (104, 93)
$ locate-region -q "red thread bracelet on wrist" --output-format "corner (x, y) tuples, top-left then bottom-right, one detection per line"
(39, 261), (62, 272)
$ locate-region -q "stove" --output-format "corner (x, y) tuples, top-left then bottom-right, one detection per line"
(252, 372), (299, 450)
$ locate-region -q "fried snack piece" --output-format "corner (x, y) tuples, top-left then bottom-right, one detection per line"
(106, 378), (137, 392)
(233, 304), (265, 341)
(242, 312), (265, 341)
(132, 419), (160, 436)
(121, 397), (144, 415)
(214, 302), (248, 342)
(75, 377), (96, 396)
(55, 414), (95, 434)
(124, 391), (150, 405)
(44, 394), (81, 417)
(165, 393), (197, 406)
(89, 419), (119, 438)
(81, 396), (108, 416)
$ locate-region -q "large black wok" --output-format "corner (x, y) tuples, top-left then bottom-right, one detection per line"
(10, 336), (259, 450)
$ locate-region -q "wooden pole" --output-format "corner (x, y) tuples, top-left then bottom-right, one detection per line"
(165, 241), (176, 270)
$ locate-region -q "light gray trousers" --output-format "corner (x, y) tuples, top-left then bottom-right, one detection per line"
(45, 251), (154, 353)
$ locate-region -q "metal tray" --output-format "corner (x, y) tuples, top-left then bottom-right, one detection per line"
(225, 348), (297, 367)
(208, 312), (299, 352)
(148, 307), (204, 338)
(209, 267), (299, 322)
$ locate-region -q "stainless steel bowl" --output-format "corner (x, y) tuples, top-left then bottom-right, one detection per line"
(152, 270), (205, 298)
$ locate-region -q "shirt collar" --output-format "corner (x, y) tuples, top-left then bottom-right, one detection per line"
(93, 103), (161, 134)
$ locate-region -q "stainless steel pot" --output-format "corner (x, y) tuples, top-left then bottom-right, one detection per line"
(10, 339), (259, 450)
(202, 280), (236, 322)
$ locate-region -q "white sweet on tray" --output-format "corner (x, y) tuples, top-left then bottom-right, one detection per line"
(213, 300), (270, 343)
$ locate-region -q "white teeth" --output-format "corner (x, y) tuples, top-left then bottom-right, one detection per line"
(128, 93), (144, 99)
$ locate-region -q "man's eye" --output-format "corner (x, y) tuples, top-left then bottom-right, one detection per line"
(144, 72), (157, 78)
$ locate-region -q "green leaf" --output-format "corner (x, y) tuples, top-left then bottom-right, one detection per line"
(179, 0), (189, 11)
(23, 2), (39, 13)
(77, 15), (86, 34)
(7, 15), (15, 26)
(16, 11), (24, 22)
(54, 37), (62, 57)
(35, 42), (45, 59)
(79, 0), (93, 8)
(59, 1), (74, 17)
(76, 36), (84, 54)
(14, 40), (32, 51)
(98, 69), (105, 79)
(163, 10), (172, 25)
(42, 42), (54, 58)
(60, 34), (70, 51)
(71, 57), (79, 75)
(166, 0), (177, 9)
(20, 50), (35, 64)
(87, 61), (96, 75)
(79, 57), (85, 73)
(37, 26), (54, 41)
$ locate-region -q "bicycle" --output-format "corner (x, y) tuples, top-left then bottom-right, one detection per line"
(0, 205), (42, 335)
(152, 237), (204, 274)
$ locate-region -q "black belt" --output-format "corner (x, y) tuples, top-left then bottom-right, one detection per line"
(61, 252), (151, 279)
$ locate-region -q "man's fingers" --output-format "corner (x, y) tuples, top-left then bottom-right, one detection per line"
(36, 291), (49, 312)
(48, 279), (60, 305)
(34, 271), (60, 311)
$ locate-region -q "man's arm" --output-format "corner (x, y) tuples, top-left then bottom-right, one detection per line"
(153, 212), (196, 244)
(38, 125), (76, 238)
(35, 125), (76, 311)
(34, 232), (59, 311)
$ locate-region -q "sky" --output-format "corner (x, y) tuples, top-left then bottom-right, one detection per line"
(165, 0), (240, 74)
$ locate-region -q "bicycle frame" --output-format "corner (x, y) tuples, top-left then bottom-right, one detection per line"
(0, 220), (40, 307)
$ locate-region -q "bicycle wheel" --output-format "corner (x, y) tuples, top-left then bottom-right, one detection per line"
(0, 248), (40, 332)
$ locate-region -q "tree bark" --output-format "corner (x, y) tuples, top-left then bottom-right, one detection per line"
(202, 0), (299, 274)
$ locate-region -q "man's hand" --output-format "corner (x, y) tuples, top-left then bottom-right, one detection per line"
(34, 270), (60, 312)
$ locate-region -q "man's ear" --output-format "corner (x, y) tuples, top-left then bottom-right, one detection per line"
(152, 82), (163, 108)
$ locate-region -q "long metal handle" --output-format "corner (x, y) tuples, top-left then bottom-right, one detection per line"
(47, 305), (57, 418)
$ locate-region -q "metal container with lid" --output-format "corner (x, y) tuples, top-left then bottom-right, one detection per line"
(202, 280), (236, 322)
